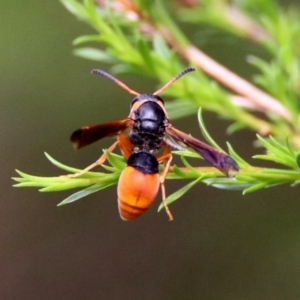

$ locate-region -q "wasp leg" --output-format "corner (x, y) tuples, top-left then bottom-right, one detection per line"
(117, 133), (133, 159)
(65, 140), (119, 178)
(157, 146), (173, 221)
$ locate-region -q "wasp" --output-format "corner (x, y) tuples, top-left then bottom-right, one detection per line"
(70, 68), (239, 220)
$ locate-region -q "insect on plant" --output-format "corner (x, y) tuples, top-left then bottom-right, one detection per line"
(69, 67), (239, 221)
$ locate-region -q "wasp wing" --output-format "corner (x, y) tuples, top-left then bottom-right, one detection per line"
(166, 126), (239, 177)
(71, 118), (132, 149)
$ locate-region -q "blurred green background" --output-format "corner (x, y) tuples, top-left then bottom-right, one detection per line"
(2, 1), (300, 299)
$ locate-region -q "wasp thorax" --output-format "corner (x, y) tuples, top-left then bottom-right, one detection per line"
(129, 100), (166, 153)
(136, 101), (165, 133)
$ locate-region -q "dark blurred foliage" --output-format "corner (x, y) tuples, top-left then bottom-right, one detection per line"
(2, 1), (300, 299)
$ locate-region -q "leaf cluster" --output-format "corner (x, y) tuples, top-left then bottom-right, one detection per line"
(13, 110), (300, 209)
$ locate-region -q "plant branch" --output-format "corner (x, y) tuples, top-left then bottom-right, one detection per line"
(22, 0), (299, 208)
(181, 46), (292, 121)
(223, 5), (270, 42)
(95, 1), (292, 123)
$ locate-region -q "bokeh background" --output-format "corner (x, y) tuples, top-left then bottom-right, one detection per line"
(2, 1), (300, 299)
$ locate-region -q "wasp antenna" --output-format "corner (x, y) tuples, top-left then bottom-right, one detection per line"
(91, 69), (140, 96)
(153, 67), (195, 95)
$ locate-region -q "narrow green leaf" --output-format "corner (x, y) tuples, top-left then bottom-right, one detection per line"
(11, 177), (27, 183)
(197, 108), (223, 151)
(226, 122), (246, 135)
(44, 152), (104, 177)
(57, 179), (117, 206)
(291, 180), (300, 187)
(172, 150), (201, 159)
(101, 164), (118, 172)
(60, 0), (88, 20)
(235, 174), (259, 183)
(255, 135), (297, 168)
(269, 135), (295, 156)
(257, 135), (293, 158)
(84, 0), (96, 14)
(14, 182), (50, 188)
(105, 150), (126, 171)
(258, 168), (300, 176)
(204, 178), (251, 190)
(169, 165), (194, 179)
(226, 142), (249, 167)
(285, 136), (295, 155)
(73, 34), (102, 45)
(14, 169), (66, 185)
(253, 154), (296, 168)
(180, 156), (202, 175)
(13, 168), (102, 191)
(158, 176), (204, 212)
(73, 47), (115, 62)
(40, 179), (96, 192)
(153, 34), (171, 60)
(296, 152), (300, 168)
(243, 182), (268, 194)
(137, 39), (155, 71)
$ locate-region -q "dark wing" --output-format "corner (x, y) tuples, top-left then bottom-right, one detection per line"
(166, 126), (239, 177)
(71, 118), (132, 149)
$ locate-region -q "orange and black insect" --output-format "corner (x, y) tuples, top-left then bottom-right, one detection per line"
(70, 68), (239, 220)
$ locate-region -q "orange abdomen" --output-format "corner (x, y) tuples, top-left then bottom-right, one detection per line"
(117, 166), (160, 220)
